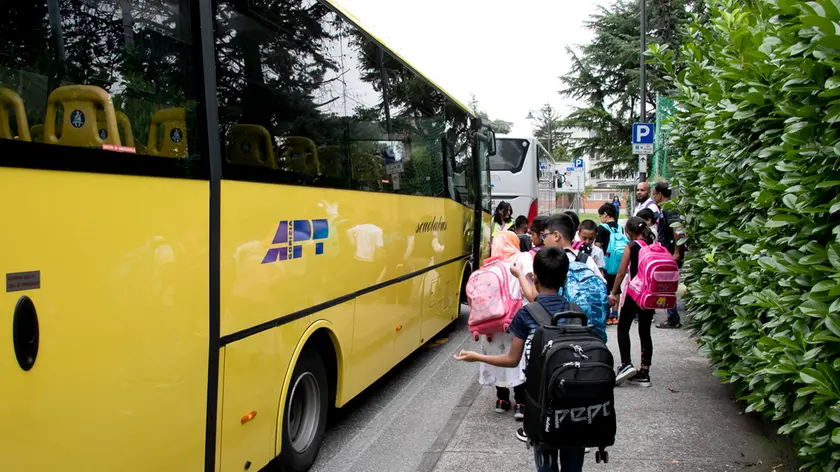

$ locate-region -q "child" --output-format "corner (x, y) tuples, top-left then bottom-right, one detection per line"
(492, 201), (514, 238)
(637, 207), (658, 240)
(514, 215), (533, 252)
(528, 216), (548, 257)
(479, 231), (533, 419)
(596, 203), (621, 325)
(578, 220), (606, 278)
(608, 217), (656, 387)
(563, 210), (582, 242)
(456, 247), (587, 472)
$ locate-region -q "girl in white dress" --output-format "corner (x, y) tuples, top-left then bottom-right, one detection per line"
(477, 231), (533, 420)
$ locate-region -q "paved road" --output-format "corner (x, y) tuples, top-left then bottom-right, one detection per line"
(311, 306), (476, 472)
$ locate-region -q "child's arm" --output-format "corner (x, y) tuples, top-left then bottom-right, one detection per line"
(608, 244), (633, 307)
(454, 336), (525, 368)
(511, 262), (537, 302)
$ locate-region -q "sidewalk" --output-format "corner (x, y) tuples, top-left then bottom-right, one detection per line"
(428, 313), (795, 472)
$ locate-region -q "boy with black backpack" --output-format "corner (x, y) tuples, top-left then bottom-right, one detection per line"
(456, 247), (588, 471)
(457, 248), (616, 470)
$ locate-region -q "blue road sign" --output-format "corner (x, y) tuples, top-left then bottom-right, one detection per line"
(632, 123), (654, 145)
(574, 158), (584, 169)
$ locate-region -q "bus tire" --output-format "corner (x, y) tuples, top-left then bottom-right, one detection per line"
(279, 351), (328, 472)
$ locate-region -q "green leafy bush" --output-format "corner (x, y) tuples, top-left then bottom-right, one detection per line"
(651, 1), (840, 470)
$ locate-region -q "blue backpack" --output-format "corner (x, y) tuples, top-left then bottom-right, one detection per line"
(601, 223), (629, 275)
(562, 259), (609, 342)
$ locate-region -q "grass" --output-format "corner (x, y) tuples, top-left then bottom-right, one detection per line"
(550, 209), (600, 223)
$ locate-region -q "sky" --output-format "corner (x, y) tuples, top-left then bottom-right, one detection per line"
(338, 0), (603, 136)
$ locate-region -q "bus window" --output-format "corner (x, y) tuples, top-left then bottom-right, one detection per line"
(490, 138), (529, 173)
(0, 0), (203, 174)
(215, 0), (350, 187)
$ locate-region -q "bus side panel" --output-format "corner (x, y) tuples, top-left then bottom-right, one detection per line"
(218, 182), (474, 469)
(0, 168), (209, 472)
(218, 315), (314, 472)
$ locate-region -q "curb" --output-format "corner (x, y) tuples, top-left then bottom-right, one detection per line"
(416, 372), (481, 472)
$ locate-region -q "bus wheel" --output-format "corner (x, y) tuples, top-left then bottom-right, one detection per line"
(279, 352), (328, 472)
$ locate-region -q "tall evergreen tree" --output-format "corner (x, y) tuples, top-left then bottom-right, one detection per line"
(559, 0), (701, 179)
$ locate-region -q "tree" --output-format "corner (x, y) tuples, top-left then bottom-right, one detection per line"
(652, 1), (840, 470)
(468, 94), (513, 134)
(559, 0), (699, 179)
(530, 103), (568, 157)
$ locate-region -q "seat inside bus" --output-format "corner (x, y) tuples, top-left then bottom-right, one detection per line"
(0, 88), (31, 141)
(147, 107), (187, 158)
(276, 136), (320, 174)
(45, 85), (121, 147)
(97, 110), (136, 148)
(226, 124), (276, 168)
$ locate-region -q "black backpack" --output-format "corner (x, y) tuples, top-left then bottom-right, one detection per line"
(523, 302), (616, 461)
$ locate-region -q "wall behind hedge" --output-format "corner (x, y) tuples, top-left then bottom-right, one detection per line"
(652, 0), (840, 470)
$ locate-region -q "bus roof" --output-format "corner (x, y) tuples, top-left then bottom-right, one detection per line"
(325, 0), (475, 118)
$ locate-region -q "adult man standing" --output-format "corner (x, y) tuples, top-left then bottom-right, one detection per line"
(652, 182), (683, 329)
(634, 182), (660, 220)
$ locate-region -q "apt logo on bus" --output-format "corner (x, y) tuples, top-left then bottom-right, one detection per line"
(262, 219), (329, 264)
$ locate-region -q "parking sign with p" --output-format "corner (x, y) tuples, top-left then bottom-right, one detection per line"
(632, 122), (654, 154)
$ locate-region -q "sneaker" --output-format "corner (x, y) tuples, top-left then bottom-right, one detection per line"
(495, 399), (511, 413)
(630, 369), (652, 387)
(615, 363), (637, 385)
(516, 427), (528, 442)
(656, 321), (682, 329)
(514, 403), (525, 420)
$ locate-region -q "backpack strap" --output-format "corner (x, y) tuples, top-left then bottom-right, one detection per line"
(636, 240), (648, 248)
(525, 302), (553, 327)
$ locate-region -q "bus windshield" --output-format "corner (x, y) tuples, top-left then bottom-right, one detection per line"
(489, 138), (529, 172)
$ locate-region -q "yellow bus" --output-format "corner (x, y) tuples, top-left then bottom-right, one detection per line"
(0, 1), (494, 471)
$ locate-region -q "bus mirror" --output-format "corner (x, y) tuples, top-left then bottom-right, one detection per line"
(486, 129), (497, 156)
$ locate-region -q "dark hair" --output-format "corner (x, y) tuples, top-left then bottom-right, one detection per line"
(493, 201), (512, 226)
(598, 202), (617, 219)
(533, 246), (569, 290)
(579, 219), (597, 232)
(514, 215), (529, 230)
(626, 216), (654, 244)
(563, 210), (580, 230)
(637, 208), (656, 224)
(529, 215), (548, 233)
(518, 233), (533, 252)
(654, 181), (672, 198)
(545, 214), (576, 242)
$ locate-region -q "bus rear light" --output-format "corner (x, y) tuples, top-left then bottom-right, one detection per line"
(528, 199), (538, 223)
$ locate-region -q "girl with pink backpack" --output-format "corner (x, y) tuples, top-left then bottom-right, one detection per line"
(607, 216), (677, 389)
(466, 231), (533, 419)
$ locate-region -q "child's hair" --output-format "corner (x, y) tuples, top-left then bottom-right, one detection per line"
(533, 246), (569, 290)
(493, 201), (512, 226)
(579, 219), (597, 232)
(626, 216), (655, 244)
(514, 215), (529, 231)
(563, 210), (581, 231)
(598, 202), (617, 219)
(529, 215), (548, 234)
(637, 208), (656, 226)
(545, 214), (576, 243)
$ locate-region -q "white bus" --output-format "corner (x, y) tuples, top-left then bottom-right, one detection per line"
(490, 135), (556, 221)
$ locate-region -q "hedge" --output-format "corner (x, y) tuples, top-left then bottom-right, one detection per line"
(651, 0), (840, 470)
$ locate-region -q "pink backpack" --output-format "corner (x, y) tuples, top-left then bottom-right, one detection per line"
(466, 257), (523, 341)
(626, 240), (680, 309)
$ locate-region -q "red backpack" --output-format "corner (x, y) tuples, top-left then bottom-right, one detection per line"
(626, 241), (680, 309)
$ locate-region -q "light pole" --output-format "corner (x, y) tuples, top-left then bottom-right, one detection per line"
(639, 0), (647, 184)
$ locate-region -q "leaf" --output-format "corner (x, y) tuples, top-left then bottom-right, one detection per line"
(832, 427), (840, 445)
(766, 214), (801, 227)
